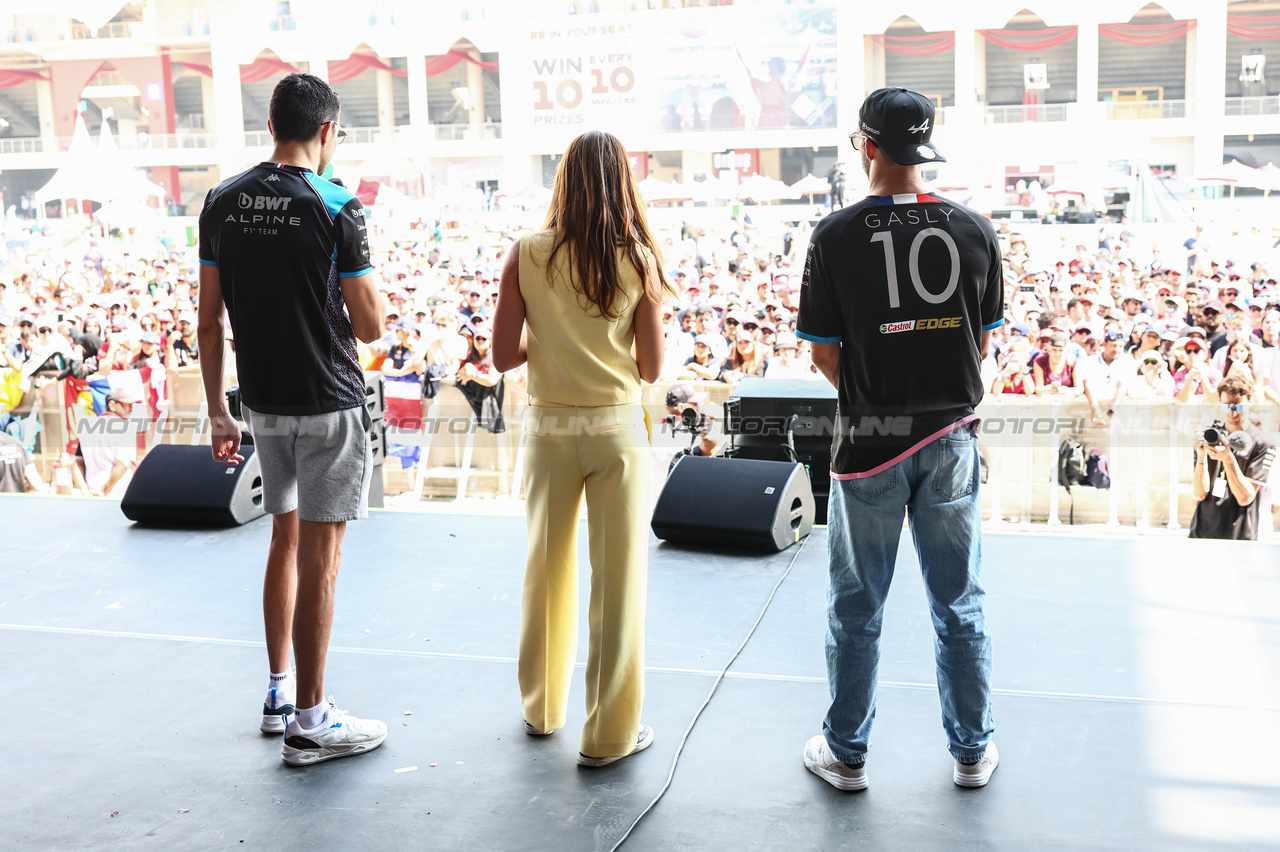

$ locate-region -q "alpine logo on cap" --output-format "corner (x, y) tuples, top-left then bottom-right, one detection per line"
(908, 119), (930, 135)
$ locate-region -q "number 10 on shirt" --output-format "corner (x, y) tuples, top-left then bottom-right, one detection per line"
(870, 228), (961, 308)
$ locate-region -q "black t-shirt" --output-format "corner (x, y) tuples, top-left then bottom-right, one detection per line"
(198, 162), (372, 415)
(0, 433), (32, 493)
(797, 193), (1004, 477)
(172, 336), (199, 366)
(1189, 426), (1276, 540)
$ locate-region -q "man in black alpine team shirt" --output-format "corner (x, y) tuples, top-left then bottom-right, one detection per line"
(797, 89), (1003, 791)
(198, 73), (388, 766)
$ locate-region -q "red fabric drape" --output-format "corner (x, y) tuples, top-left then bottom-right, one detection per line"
(356, 179), (380, 207)
(328, 54), (408, 84)
(1099, 21), (1195, 46)
(1227, 15), (1280, 38)
(240, 56), (301, 84)
(174, 61), (213, 78)
(424, 51), (499, 77)
(0, 69), (49, 88)
(870, 32), (955, 57)
(1021, 89), (1041, 122)
(979, 26), (1078, 51)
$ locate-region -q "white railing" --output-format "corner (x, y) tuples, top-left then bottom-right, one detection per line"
(1224, 96), (1280, 117)
(1105, 99), (1190, 120)
(433, 123), (503, 141)
(117, 132), (216, 150)
(70, 21), (134, 39)
(0, 137), (47, 154)
(984, 103), (1071, 124)
(0, 132), (214, 154)
(245, 126), (405, 148)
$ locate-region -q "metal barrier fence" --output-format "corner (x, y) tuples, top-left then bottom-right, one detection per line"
(12, 372), (1276, 535)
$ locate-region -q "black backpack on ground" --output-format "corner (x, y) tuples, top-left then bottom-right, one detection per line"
(1058, 438), (1087, 490)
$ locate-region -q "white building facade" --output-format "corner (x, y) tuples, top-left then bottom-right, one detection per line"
(0, 0), (1277, 212)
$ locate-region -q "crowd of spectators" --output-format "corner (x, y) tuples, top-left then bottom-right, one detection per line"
(2, 205), (1279, 496)
(984, 222), (1280, 427)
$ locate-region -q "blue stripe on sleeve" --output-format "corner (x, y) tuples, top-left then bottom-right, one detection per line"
(303, 172), (357, 222)
(981, 318), (1006, 331)
(198, 258), (216, 267)
(795, 330), (842, 344)
(338, 267), (372, 279)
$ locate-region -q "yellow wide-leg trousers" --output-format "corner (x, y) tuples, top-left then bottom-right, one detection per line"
(518, 401), (650, 758)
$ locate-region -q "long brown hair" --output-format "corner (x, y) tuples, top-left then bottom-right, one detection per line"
(730, 336), (764, 375)
(542, 130), (672, 319)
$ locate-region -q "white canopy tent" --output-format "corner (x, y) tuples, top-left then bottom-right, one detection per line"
(736, 174), (800, 204)
(33, 116), (166, 212)
(789, 173), (831, 202)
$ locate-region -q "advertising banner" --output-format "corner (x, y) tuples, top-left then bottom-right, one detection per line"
(519, 5), (837, 149)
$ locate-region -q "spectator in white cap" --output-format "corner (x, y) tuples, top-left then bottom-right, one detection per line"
(765, 332), (817, 380)
(79, 387), (142, 498)
(678, 334), (721, 381)
(167, 312), (199, 367)
(718, 330), (767, 383)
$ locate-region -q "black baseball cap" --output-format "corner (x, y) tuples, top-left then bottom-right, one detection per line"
(858, 88), (946, 166)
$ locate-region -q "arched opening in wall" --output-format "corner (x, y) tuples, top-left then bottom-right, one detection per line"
(240, 49), (303, 138)
(1098, 2), (1191, 118)
(427, 38), (501, 141)
(327, 45), (408, 136)
(876, 16), (955, 110)
(981, 9), (1078, 119)
(0, 75), (45, 141)
(1225, 0), (1280, 105)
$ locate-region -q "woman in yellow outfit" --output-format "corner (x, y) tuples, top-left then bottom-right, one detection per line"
(492, 130), (669, 766)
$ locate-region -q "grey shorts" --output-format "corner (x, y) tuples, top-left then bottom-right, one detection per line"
(242, 404), (373, 523)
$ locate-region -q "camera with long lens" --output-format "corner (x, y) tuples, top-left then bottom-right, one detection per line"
(666, 406), (709, 436)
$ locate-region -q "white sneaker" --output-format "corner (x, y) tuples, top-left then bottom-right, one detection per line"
(953, 742), (999, 788)
(803, 735), (868, 791)
(577, 725), (654, 767)
(281, 698), (388, 766)
(259, 675), (296, 734)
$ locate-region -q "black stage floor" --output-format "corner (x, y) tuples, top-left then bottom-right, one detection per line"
(2, 495), (1279, 851)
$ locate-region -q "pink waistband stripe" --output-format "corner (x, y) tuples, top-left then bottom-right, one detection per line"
(830, 415), (979, 481)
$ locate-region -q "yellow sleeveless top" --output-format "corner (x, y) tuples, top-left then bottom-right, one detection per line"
(518, 228), (648, 407)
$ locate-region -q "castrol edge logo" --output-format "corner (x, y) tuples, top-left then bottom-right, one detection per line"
(880, 317), (962, 334)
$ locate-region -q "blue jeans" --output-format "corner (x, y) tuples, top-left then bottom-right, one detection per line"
(822, 426), (994, 765)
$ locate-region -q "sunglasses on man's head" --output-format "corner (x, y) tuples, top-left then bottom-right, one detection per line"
(1219, 402), (1249, 414)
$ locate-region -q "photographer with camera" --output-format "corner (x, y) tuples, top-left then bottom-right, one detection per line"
(664, 383), (718, 459)
(1189, 376), (1275, 540)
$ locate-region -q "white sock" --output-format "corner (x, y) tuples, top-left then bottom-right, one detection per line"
(268, 670), (291, 694)
(296, 700), (329, 730)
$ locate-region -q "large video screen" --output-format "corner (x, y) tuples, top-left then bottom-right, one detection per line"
(518, 5), (837, 148)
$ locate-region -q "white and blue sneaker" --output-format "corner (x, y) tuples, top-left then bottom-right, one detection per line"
(281, 698), (388, 766)
(259, 674), (296, 735)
